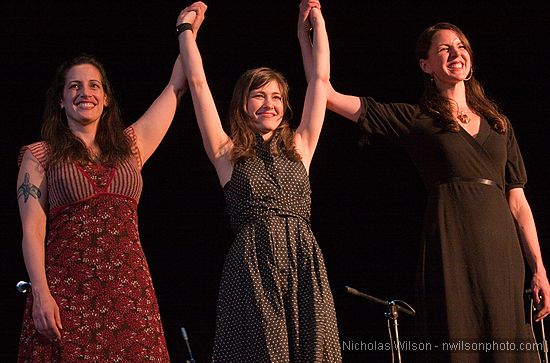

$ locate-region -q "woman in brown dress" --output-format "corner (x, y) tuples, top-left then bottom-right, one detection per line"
(299, 11), (550, 363)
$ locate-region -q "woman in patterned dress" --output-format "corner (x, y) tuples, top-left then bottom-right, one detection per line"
(16, 19), (203, 361)
(299, 10), (550, 362)
(177, 2), (341, 362)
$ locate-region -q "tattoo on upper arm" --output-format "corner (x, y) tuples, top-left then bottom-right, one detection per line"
(17, 173), (42, 203)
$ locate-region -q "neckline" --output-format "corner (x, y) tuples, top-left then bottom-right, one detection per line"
(459, 117), (489, 144)
(75, 163), (116, 193)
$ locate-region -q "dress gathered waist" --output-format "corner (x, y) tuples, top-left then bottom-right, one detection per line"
(233, 208), (311, 233)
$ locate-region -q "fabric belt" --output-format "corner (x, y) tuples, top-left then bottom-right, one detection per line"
(435, 177), (501, 190)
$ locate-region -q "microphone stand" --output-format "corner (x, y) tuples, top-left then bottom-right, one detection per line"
(180, 327), (195, 363)
(526, 289), (549, 363)
(345, 286), (415, 363)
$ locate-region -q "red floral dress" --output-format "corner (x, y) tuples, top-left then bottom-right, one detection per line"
(17, 128), (170, 362)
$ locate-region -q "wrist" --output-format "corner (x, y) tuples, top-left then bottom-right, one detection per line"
(30, 282), (50, 297)
(32, 288), (52, 300)
(533, 265), (547, 276)
(175, 23), (193, 37)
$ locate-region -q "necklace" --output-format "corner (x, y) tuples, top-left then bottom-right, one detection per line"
(456, 107), (471, 124)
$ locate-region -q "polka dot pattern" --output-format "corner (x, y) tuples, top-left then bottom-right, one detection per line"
(214, 135), (341, 362)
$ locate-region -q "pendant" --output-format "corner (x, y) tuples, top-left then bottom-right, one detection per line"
(457, 111), (471, 124)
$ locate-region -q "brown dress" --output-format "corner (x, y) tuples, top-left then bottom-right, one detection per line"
(358, 97), (540, 363)
(17, 127), (170, 362)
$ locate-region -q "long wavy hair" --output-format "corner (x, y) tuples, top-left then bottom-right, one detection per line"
(416, 23), (508, 133)
(41, 54), (131, 166)
(228, 67), (300, 163)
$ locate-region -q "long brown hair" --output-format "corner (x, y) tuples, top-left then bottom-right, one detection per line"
(416, 23), (508, 133)
(228, 67), (300, 163)
(41, 54), (131, 166)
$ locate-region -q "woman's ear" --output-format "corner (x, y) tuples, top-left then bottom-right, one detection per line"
(419, 59), (431, 75)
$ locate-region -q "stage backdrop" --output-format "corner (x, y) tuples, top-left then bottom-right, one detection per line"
(3, 1), (549, 361)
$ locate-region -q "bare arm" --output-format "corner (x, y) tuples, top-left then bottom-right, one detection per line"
(327, 84), (362, 122)
(17, 150), (62, 340)
(297, 1), (361, 123)
(294, 4), (330, 170)
(508, 187), (550, 321)
(177, 2), (233, 186)
(130, 56), (187, 165)
(132, 4), (208, 164)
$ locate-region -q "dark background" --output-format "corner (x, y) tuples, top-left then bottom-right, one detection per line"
(2, 1), (549, 361)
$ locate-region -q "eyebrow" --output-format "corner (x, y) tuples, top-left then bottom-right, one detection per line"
(252, 89), (281, 94)
(66, 81), (102, 89)
(437, 39), (463, 47)
(67, 79), (102, 83)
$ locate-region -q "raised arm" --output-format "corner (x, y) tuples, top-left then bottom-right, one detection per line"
(132, 2), (205, 164)
(177, 2), (233, 185)
(297, 1), (361, 123)
(508, 188), (550, 321)
(131, 56), (188, 164)
(130, 9), (209, 165)
(294, 3), (330, 170)
(17, 151), (62, 341)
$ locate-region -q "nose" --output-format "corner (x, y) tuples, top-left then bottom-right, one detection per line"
(448, 47), (457, 57)
(448, 45), (462, 59)
(264, 96), (275, 108)
(79, 85), (93, 98)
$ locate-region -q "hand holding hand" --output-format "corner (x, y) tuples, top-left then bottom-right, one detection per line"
(298, 0), (321, 35)
(177, 2), (208, 39)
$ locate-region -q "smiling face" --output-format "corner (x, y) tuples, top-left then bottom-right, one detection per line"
(60, 63), (108, 129)
(419, 29), (472, 87)
(246, 80), (284, 140)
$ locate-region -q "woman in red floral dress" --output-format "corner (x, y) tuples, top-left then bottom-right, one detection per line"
(16, 17), (204, 361)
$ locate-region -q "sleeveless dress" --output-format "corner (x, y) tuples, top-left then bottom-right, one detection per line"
(17, 127), (170, 362)
(358, 97), (539, 363)
(212, 135), (342, 362)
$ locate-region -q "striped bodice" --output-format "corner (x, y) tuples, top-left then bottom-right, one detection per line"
(19, 127), (143, 215)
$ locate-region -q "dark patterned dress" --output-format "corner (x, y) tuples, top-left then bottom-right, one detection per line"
(212, 135), (342, 362)
(17, 127), (170, 362)
(358, 97), (539, 363)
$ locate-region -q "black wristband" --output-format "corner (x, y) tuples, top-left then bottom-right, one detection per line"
(175, 23), (193, 36)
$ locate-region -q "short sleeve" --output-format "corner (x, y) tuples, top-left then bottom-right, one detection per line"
(124, 126), (143, 172)
(18, 142), (49, 169)
(505, 123), (527, 190)
(358, 97), (420, 145)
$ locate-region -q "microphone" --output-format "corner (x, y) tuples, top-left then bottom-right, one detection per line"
(16, 281), (31, 294)
(345, 286), (415, 316)
(180, 326), (195, 363)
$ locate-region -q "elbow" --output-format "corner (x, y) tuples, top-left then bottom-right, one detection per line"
(310, 65), (330, 84)
(22, 228), (46, 245)
(507, 199), (521, 221)
(507, 189), (528, 220)
(188, 75), (208, 90)
(309, 74), (330, 85)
